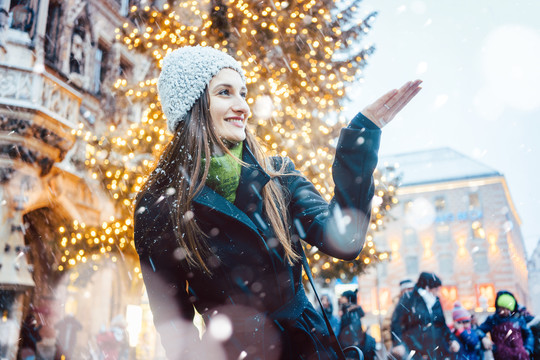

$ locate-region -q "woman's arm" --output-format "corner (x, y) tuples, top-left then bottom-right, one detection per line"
(285, 81), (422, 259)
(284, 115), (380, 259)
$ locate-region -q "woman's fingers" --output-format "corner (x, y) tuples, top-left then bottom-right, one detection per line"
(386, 80), (422, 110)
(372, 88), (399, 111)
(388, 84), (422, 119)
(361, 79), (423, 128)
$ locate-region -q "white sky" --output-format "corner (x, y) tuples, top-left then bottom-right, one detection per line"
(343, 0), (540, 257)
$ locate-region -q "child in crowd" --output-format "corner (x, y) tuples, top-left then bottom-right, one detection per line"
(479, 291), (533, 360)
(452, 302), (487, 360)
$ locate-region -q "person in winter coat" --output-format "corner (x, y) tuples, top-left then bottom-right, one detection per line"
(382, 278), (415, 355)
(479, 291), (534, 360)
(337, 290), (376, 360)
(19, 313), (42, 358)
(319, 294), (340, 336)
(518, 306), (540, 360)
(451, 302), (491, 360)
(391, 272), (460, 359)
(134, 45), (422, 360)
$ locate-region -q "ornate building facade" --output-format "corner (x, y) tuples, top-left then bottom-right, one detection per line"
(0, 0), (163, 358)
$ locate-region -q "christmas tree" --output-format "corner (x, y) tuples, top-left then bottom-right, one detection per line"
(63, 0), (399, 281)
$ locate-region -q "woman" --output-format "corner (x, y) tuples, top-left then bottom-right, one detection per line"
(391, 272), (460, 359)
(134, 45), (421, 360)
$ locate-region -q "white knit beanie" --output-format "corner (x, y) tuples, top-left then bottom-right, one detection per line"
(157, 45), (246, 133)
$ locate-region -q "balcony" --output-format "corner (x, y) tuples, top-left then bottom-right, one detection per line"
(0, 63), (81, 175)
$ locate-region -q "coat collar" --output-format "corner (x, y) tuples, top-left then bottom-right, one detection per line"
(193, 143), (271, 234)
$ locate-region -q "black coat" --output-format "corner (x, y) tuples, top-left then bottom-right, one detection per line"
(391, 287), (457, 359)
(134, 114), (380, 360)
(338, 305), (375, 360)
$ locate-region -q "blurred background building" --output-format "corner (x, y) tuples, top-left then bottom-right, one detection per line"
(348, 147), (529, 341)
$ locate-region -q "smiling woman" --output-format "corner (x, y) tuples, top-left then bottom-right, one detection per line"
(208, 69), (250, 144)
(133, 45), (421, 360)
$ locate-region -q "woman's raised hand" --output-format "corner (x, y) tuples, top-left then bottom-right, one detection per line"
(361, 79), (423, 128)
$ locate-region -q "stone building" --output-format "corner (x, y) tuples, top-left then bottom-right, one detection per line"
(0, 0), (162, 358)
(356, 148), (529, 342)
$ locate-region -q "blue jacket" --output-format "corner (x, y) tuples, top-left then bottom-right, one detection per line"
(134, 113), (381, 359)
(454, 327), (485, 360)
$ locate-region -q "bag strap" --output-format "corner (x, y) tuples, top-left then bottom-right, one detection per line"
(300, 245), (363, 360)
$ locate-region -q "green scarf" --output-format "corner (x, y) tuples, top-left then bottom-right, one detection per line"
(203, 142), (243, 203)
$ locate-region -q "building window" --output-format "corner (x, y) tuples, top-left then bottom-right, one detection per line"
(438, 253), (453, 274)
(44, 1), (62, 66)
(434, 196), (446, 213)
(469, 192), (480, 210)
(403, 200), (413, 215)
(93, 44), (109, 94)
(403, 228), (418, 247)
(435, 224), (451, 243)
(373, 234), (388, 250)
(118, 0), (131, 16)
(119, 58), (132, 80)
(473, 251), (489, 273)
(379, 261), (388, 279)
(405, 256), (418, 276)
(8, 0), (34, 32)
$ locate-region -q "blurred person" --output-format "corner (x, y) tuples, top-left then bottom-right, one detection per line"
(391, 272), (460, 359)
(96, 315), (129, 360)
(134, 45), (422, 359)
(517, 306), (540, 360)
(451, 302), (492, 360)
(478, 290), (533, 360)
(382, 278), (414, 355)
(319, 293), (340, 336)
(19, 313), (42, 357)
(527, 317), (540, 360)
(337, 290), (375, 360)
(55, 313), (82, 359)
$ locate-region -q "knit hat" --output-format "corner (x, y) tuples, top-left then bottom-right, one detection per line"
(341, 289), (358, 304)
(157, 45), (246, 133)
(416, 271), (442, 289)
(496, 292), (517, 312)
(452, 302), (471, 322)
(399, 279), (414, 292)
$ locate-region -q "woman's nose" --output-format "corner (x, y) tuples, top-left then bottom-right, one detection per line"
(233, 97), (250, 115)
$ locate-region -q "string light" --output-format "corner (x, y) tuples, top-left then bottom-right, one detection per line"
(68, 0), (379, 280)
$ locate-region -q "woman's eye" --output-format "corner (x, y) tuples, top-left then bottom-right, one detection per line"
(240, 92), (247, 99)
(218, 89), (230, 95)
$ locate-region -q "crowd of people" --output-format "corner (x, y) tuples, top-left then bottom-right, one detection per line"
(320, 272), (540, 360)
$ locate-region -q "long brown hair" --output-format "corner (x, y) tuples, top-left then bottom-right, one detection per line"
(136, 87), (299, 274)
